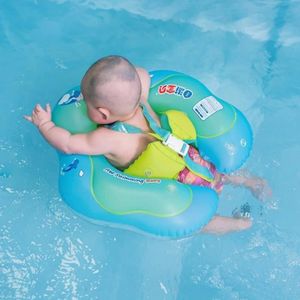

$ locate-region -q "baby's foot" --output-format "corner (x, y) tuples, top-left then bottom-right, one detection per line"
(231, 204), (253, 231)
(246, 178), (272, 201)
(237, 218), (253, 231)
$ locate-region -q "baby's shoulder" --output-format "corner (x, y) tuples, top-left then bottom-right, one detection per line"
(93, 125), (141, 144)
(88, 126), (123, 146)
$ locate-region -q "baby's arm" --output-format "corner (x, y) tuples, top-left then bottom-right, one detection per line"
(136, 67), (161, 125)
(135, 67), (150, 103)
(25, 104), (115, 155)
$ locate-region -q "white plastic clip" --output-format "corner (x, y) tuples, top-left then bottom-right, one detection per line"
(163, 134), (189, 156)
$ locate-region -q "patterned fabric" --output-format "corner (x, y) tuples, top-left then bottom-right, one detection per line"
(178, 146), (224, 193)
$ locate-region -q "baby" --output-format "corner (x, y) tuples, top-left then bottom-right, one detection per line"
(25, 55), (271, 235)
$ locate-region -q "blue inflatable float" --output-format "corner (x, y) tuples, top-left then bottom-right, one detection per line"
(52, 70), (253, 238)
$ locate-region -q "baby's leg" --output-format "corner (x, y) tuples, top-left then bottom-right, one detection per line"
(223, 171), (272, 201)
(201, 215), (252, 235)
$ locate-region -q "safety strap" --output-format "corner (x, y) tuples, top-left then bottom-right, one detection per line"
(107, 104), (214, 181)
(140, 104), (190, 156)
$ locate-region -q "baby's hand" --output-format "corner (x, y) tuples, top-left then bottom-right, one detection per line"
(24, 104), (52, 128)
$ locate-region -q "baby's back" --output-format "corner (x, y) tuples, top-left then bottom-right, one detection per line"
(104, 104), (159, 170)
(105, 129), (157, 170)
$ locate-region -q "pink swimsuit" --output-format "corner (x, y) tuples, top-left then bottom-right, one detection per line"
(178, 146), (224, 193)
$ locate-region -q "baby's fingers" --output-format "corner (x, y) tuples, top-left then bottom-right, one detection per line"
(46, 103), (51, 113)
(24, 115), (33, 122)
(34, 104), (42, 113)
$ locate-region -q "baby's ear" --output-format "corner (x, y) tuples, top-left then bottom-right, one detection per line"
(97, 107), (110, 121)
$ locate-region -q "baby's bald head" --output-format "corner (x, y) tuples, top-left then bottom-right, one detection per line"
(81, 55), (141, 117)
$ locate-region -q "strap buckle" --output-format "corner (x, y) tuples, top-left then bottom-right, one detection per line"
(163, 134), (189, 157)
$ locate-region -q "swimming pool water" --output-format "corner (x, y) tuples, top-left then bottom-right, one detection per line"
(1, 0), (300, 299)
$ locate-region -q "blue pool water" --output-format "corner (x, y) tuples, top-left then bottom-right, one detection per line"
(1, 0), (300, 299)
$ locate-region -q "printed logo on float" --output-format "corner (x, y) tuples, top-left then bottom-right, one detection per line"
(158, 84), (193, 99)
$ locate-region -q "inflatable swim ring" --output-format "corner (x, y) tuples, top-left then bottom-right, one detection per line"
(52, 70), (253, 238)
